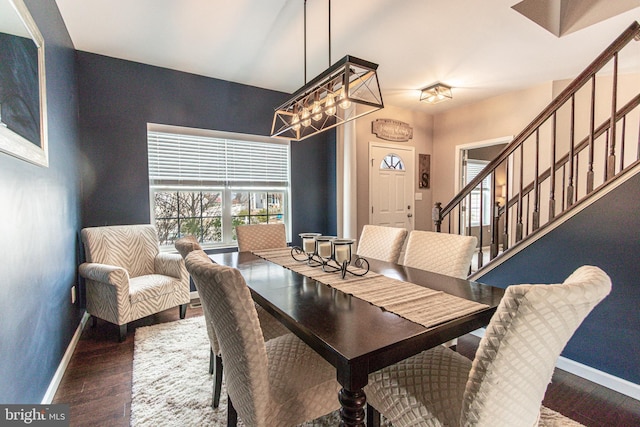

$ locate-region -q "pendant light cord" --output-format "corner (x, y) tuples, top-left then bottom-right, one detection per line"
(328, 0), (331, 66)
(304, 0), (307, 84)
(303, 0), (332, 83)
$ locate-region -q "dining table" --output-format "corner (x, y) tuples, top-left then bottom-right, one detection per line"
(209, 248), (504, 427)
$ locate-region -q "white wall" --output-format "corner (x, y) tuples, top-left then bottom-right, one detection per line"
(431, 82), (554, 221)
(354, 104), (434, 234)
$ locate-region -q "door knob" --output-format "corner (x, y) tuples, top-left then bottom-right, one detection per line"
(407, 213), (413, 218)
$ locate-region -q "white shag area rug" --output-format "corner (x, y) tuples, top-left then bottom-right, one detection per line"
(131, 316), (584, 427)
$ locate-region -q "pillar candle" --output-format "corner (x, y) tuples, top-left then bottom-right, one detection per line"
(335, 246), (350, 263)
(318, 242), (331, 257)
(303, 238), (315, 254)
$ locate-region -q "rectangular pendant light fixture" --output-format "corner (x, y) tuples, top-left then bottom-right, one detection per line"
(271, 55), (384, 141)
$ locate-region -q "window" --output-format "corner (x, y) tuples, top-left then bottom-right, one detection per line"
(466, 159), (492, 227)
(380, 153), (405, 170)
(147, 125), (290, 248)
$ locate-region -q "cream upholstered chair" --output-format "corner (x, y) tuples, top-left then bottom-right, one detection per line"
(402, 230), (477, 279)
(174, 236), (288, 409)
(79, 224), (190, 341)
(364, 265), (612, 427)
(236, 223), (287, 252)
(356, 224), (408, 263)
(184, 249), (341, 426)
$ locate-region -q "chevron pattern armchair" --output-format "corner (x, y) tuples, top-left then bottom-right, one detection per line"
(79, 224), (190, 341)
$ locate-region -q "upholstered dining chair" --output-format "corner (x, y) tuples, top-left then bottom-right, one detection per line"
(174, 236), (288, 409)
(236, 223), (287, 252)
(356, 224), (408, 263)
(79, 224), (190, 342)
(184, 249), (341, 427)
(364, 265), (612, 427)
(402, 230), (477, 279)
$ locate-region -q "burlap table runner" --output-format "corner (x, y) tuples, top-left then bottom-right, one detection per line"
(253, 247), (488, 330)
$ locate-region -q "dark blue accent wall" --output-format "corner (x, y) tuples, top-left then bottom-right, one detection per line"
(290, 130), (338, 247)
(477, 172), (640, 384)
(0, 0), (82, 403)
(76, 52), (337, 241)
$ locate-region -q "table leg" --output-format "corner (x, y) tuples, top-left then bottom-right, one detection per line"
(338, 387), (366, 426)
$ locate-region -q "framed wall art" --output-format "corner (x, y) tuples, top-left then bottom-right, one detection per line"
(0, 0), (48, 167)
(419, 153), (430, 189)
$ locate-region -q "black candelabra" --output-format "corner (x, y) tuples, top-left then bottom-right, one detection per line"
(292, 233), (369, 279)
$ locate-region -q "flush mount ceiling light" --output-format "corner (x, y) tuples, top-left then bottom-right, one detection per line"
(271, 0), (384, 141)
(420, 83), (453, 104)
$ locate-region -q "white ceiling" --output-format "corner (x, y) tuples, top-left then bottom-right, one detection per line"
(54, 0), (640, 113)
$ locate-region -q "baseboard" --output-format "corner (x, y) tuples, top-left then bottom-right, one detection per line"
(554, 357), (640, 401)
(470, 328), (640, 401)
(41, 311), (90, 404)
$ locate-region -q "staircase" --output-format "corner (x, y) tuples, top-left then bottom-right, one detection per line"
(432, 21), (640, 278)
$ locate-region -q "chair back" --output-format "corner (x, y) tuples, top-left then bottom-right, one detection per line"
(185, 250), (269, 425)
(174, 236), (221, 356)
(236, 223), (287, 252)
(356, 225), (408, 263)
(402, 230), (477, 279)
(461, 265), (611, 426)
(81, 224), (159, 278)
(174, 234), (202, 258)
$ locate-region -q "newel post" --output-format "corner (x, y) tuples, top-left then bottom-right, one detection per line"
(432, 202), (442, 232)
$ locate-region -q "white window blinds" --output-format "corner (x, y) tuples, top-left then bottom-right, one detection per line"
(148, 130), (289, 185)
(466, 159), (492, 226)
(465, 160), (490, 188)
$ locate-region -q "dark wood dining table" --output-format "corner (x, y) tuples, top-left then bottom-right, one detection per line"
(210, 251), (504, 427)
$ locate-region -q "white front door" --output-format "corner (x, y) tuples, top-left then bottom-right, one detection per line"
(369, 143), (415, 230)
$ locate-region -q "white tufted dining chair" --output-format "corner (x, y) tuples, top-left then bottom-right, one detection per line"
(364, 265), (612, 427)
(174, 236), (288, 409)
(356, 224), (408, 263)
(184, 249), (341, 427)
(402, 230), (477, 279)
(236, 223), (287, 252)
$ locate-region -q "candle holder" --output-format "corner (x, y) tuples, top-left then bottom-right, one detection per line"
(322, 238), (370, 279)
(315, 235), (336, 259)
(292, 234), (369, 278)
(291, 232), (323, 266)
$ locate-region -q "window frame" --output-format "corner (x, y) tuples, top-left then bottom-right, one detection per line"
(147, 124), (291, 250)
(465, 159), (492, 227)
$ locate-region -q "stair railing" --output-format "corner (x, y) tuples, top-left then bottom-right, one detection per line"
(433, 21), (640, 272)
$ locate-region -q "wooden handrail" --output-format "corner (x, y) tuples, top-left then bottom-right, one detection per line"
(505, 93), (640, 210)
(440, 21), (640, 219)
(433, 21), (640, 274)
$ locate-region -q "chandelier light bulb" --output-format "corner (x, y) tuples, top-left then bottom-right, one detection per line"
(291, 105), (301, 131)
(338, 89), (351, 110)
(301, 107), (311, 127)
(325, 93), (337, 115)
(312, 96), (323, 121)
(292, 113), (301, 131)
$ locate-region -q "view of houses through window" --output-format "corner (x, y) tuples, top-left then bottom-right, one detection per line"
(147, 125), (290, 248)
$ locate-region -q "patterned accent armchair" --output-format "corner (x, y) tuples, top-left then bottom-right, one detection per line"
(356, 224), (408, 263)
(402, 230), (477, 279)
(79, 224), (190, 341)
(364, 265), (612, 427)
(236, 223), (287, 252)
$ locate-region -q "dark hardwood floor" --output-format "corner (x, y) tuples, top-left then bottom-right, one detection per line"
(53, 302), (640, 427)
